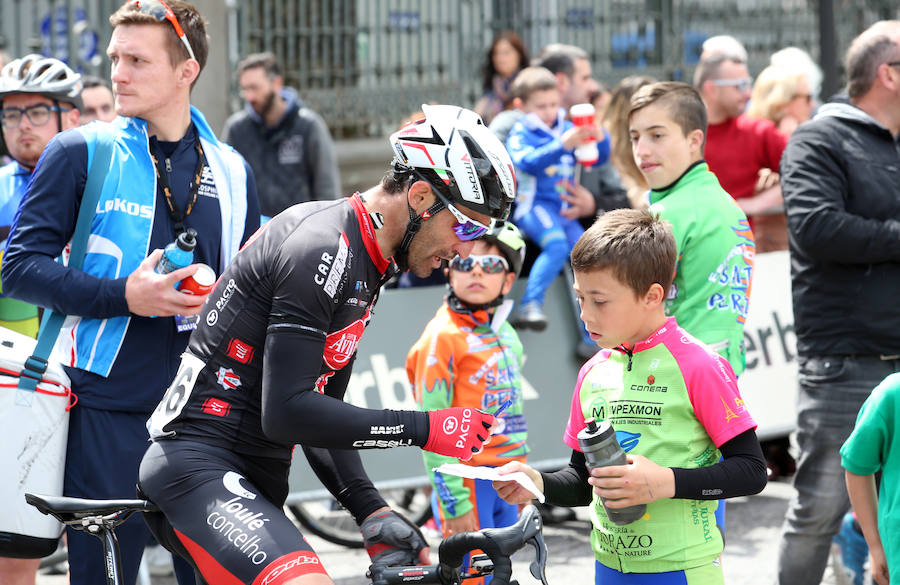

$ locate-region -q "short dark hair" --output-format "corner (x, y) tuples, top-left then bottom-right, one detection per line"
(237, 52), (282, 78)
(535, 44), (589, 78)
(81, 75), (110, 90)
(536, 52), (574, 78)
(381, 160), (415, 194)
(510, 66), (558, 101)
(110, 0), (209, 74)
(845, 21), (900, 98)
(629, 82), (707, 149)
(571, 209), (676, 297)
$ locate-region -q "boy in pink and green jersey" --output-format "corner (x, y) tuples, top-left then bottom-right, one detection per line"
(492, 209), (766, 585)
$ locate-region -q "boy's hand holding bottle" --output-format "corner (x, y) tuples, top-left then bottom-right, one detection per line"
(588, 453), (675, 509)
(561, 124), (595, 152)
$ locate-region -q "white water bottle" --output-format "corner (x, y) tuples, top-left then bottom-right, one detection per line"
(570, 103), (599, 167)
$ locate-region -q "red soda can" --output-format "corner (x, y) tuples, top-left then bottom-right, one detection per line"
(178, 263), (216, 295)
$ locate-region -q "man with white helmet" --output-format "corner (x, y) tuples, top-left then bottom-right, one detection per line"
(0, 54), (81, 341)
(0, 59), (79, 585)
(136, 103), (517, 585)
(0, 50), (82, 585)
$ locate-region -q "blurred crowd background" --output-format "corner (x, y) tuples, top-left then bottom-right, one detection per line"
(0, 0), (896, 193)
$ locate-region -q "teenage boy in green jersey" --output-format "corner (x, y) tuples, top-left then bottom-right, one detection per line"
(492, 209), (766, 585)
(629, 82), (755, 377)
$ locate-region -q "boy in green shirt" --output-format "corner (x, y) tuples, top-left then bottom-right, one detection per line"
(630, 82), (755, 377)
(841, 372), (900, 585)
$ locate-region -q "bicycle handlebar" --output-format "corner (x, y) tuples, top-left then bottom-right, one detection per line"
(368, 504), (548, 585)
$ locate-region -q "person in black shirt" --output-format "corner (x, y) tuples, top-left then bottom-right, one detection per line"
(139, 104), (518, 585)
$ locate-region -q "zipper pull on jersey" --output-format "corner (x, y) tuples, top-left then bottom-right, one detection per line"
(165, 157), (173, 173)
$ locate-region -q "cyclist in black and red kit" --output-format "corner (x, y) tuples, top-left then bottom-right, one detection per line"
(138, 104), (518, 585)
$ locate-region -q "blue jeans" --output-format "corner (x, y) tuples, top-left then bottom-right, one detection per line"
(515, 203), (583, 306)
(776, 355), (900, 585)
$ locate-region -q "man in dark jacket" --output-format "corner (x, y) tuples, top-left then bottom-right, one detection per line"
(223, 52), (340, 218)
(776, 20), (900, 585)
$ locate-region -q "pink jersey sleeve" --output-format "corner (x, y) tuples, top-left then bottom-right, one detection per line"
(677, 343), (757, 447)
(563, 352), (609, 450)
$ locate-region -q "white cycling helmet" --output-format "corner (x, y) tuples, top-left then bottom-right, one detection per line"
(0, 54), (83, 110)
(389, 104), (516, 222)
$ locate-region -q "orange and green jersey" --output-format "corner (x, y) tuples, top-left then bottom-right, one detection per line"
(406, 302), (528, 518)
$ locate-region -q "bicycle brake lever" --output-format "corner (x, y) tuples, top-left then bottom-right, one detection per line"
(526, 530), (549, 585)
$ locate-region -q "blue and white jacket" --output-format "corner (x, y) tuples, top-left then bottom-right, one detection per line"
(505, 108), (611, 221)
(506, 108), (575, 220)
(2, 107), (260, 410)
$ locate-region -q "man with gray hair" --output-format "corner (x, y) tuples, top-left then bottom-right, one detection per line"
(695, 53), (786, 222)
(698, 34), (748, 63)
(776, 20), (900, 585)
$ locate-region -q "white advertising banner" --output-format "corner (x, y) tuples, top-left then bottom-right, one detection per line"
(737, 251), (798, 440)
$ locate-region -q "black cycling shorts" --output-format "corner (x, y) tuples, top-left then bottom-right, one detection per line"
(139, 439), (329, 584)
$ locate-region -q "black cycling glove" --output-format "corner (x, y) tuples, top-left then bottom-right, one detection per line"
(361, 509), (427, 569)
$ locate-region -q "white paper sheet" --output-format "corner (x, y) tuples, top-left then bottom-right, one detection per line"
(433, 463), (545, 503)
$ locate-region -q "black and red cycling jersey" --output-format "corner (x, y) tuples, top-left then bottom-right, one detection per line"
(147, 194), (432, 467)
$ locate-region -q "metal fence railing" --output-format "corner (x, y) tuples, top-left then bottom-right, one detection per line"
(233, 0), (899, 139)
(1, 1), (898, 139)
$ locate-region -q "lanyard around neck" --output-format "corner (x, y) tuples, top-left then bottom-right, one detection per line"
(150, 125), (206, 236)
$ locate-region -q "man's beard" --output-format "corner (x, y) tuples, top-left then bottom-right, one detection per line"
(253, 90), (277, 118)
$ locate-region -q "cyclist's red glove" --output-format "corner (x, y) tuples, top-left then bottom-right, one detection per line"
(424, 407), (494, 461)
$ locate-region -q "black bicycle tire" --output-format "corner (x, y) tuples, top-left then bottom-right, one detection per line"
(288, 487), (434, 549)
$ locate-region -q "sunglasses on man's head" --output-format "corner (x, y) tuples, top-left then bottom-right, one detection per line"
(129, 0), (197, 62)
(449, 254), (509, 274)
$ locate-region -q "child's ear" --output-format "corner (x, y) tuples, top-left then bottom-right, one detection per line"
(501, 271), (516, 296)
(511, 97), (523, 110)
(688, 129), (704, 157)
(644, 283), (666, 307)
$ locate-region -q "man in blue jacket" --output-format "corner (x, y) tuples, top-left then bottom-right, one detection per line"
(2, 2), (260, 584)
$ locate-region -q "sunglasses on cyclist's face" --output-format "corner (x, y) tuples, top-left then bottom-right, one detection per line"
(0, 104), (72, 129)
(449, 254), (509, 274)
(128, 0), (197, 62)
(429, 186), (496, 241)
